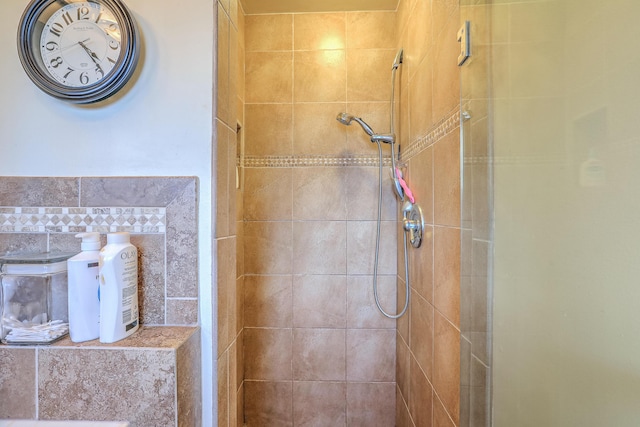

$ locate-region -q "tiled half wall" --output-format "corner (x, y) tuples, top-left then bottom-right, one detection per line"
(0, 177), (201, 426)
(0, 176), (198, 325)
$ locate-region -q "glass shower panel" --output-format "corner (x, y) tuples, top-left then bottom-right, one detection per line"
(492, 0), (640, 425)
(460, 1), (493, 426)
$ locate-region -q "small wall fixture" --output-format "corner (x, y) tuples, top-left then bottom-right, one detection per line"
(402, 201), (425, 248)
(457, 20), (471, 66)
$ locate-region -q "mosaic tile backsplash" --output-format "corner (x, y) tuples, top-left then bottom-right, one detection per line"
(0, 176), (198, 326)
(0, 207), (167, 233)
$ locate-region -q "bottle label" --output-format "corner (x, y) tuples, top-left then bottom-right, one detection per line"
(119, 249), (138, 326)
(125, 319), (138, 331)
(122, 285), (136, 323)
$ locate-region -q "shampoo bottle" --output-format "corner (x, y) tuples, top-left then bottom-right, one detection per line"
(67, 232), (101, 342)
(99, 232), (139, 343)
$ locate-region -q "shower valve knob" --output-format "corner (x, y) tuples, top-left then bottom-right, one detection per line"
(402, 201), (425, 248)
(403, 218), (420, 231)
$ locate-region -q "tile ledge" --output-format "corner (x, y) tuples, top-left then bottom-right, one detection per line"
(0, 422), (128, 427)
(2, 326), (199, 350)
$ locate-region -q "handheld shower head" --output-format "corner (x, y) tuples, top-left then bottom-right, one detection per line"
(336, 112), (353, 126)
(336, 112), (374, 136)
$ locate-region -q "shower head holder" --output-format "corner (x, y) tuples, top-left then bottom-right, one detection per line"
(371, 133), (395, 144)
(336, 112), (395, 144)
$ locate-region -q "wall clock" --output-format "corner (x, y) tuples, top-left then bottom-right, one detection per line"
(17, 0), (140, 104)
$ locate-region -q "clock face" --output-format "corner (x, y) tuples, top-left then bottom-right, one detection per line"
(39, 2), (122, 88)
(17, 0), (140, 103)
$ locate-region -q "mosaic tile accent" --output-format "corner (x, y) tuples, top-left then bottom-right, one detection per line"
(238, 111), (460, 169)
(466, 155), (566, 165)
(400, 108), (461, 162)
(0, 207), (166, 233)
(241, 154), (392, 168)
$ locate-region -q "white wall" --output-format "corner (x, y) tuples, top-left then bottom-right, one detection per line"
(0, 1), (215, 425)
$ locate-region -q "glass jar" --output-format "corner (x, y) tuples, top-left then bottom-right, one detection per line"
(0, 252), (75, 344)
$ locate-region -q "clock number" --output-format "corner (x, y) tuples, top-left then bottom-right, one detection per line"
(45, 41), (59, 51)
(77, 6), (91, 20)
(95, 66), (104, 79)
(79, 72), (90, 85)
(94, 13), (102, 24)
(63, 67), (74, 79)
(108, 39), (119, 50)
(50, 57), (63, 68)
(49, 22), (64, 37)
(107, 57), (117, 65)
(62, 11), (73, 26)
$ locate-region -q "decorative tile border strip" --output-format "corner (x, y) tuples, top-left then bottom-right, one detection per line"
(0, 207), (166, 233)
(400, 108), (461, 162)
(240, 154), (392, 168)
(464, 155), (567, 165)
(238, 108), (460, 168)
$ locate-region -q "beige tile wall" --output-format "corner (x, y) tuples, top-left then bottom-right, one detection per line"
(242, 9), (399, 426)
(0, 347), (35, 418)
(395, 0), (462, 426)
(233, 1), (465, 425)
(216, 0), (244, 426)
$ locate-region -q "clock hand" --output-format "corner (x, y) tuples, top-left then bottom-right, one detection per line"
(77, 40), (104, 74)
(58, 38), (90, 53)
(78, 40), (101, 64)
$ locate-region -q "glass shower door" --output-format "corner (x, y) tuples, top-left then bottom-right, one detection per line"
(491, 0), (640, 425)
(460, 1), (493, 426)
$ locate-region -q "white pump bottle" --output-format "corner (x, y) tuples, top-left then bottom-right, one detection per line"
(67, 232), (101, 342)
(99, 232), (139, 343)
